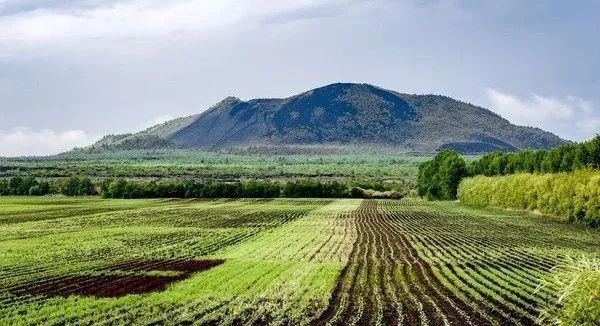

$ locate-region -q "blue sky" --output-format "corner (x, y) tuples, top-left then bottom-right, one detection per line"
(0, 0), (598, 156)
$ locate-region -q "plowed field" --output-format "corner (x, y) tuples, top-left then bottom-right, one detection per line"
(0, 197), (598, 325)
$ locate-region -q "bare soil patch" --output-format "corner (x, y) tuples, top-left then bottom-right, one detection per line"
(12, 259), (224, 298)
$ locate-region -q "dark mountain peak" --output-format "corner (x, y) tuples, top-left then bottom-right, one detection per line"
(86, 83), (566, 154)
(207, 96), (242, 112)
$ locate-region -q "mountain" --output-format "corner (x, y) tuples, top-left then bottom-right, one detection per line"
(88, 83), (565, 154)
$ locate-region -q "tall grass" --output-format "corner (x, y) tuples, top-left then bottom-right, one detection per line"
(457, 169), (600, 226)
(537, 256), (600, 325)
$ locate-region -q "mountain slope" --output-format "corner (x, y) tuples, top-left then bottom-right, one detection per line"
(86, 83), (565, 153)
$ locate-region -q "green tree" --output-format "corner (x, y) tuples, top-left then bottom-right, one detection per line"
(8, 176), (24, 195)
(588, 135), (600, 168)
(61, 177), (81, 196)
(108, 179), (127, 199)
(418, 150), (468, 200)
(77, 178), (96, 196)
(0, 180), (9, 195)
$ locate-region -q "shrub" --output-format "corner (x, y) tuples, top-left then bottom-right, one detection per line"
(538, 256), (600, 325)
(458, 170), (600, 227)
(350, 187), (369, 198)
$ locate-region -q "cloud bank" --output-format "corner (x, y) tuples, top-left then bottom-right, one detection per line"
(486, 89), (599, 141)
(0, 128), (98, 157)
(0, 0), (361, 52)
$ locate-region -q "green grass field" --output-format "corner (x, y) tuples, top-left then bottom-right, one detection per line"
(1, 197), (599, 325)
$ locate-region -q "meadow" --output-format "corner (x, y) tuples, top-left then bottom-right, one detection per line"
(1, 197), (599, 325)
(0, 148), (426, 182)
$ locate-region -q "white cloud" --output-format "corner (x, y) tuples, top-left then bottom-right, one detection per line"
(486, 88), (599, 141)
(0, 0), (356, 51)
(0, 127), (99, 157)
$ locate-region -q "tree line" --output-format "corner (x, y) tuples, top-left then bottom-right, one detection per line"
(0, 176), (96, 196)
(469, 135), (600, 176)
(99, 178), (404, 199)
(0, 176), (407, 199)
(418, 135), (600, 200)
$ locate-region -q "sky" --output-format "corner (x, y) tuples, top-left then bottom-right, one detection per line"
(0, 0), (599, 156)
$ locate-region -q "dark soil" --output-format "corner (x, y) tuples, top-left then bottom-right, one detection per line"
(11, 259), (224, 298)
(312, 201), (526, 326)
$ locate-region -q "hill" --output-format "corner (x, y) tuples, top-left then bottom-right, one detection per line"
(87, 83), (565, 154)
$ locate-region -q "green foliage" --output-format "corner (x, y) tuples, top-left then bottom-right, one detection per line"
(0, 176), (94, 197)
(61, 177), (96, 196)
(470, 135), (600, 176)
(3, 176), (50, 196)
(418, 149), (468, 200)
(282, 179), (348, 198)
(101, 179), (355, 199)
(0, 180), (8, 195)
(538, 256), (600, 325)
(1, 174), (411, 199)
(458, 170), (600, 226)
(0, 148), (424, 182)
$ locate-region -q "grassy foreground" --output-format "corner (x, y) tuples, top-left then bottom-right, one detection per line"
(1, 197), (599, 325)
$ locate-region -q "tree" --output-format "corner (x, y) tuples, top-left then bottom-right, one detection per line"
(418, 150), (468, 200)
(108, 179), (127, 199)
(588, 135), (600, 168)
(0, 180), (9, 196)
(77, 177), (96, 196)
(8, 176), (24, 195)
(61, 177), (80, 196)
(574, 144), (590, 169)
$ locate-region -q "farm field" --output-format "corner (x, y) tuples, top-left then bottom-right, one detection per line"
(1, 197), (599, 325)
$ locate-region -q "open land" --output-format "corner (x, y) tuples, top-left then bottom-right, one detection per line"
(1, 197), (598, 325)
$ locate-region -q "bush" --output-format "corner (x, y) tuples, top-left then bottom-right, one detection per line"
(282, 179), (348, 198)
(350, 187), (369, 198)
(538, 256), (600, 325)
(418, 150), (468, 200)
(458, 170), (600, 226)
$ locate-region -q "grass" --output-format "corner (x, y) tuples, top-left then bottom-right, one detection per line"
(537, 256), (600, 325)
(0, 197), (599, 325)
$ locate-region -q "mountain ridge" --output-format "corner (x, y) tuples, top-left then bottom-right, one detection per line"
(87, 83), (566, 154)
